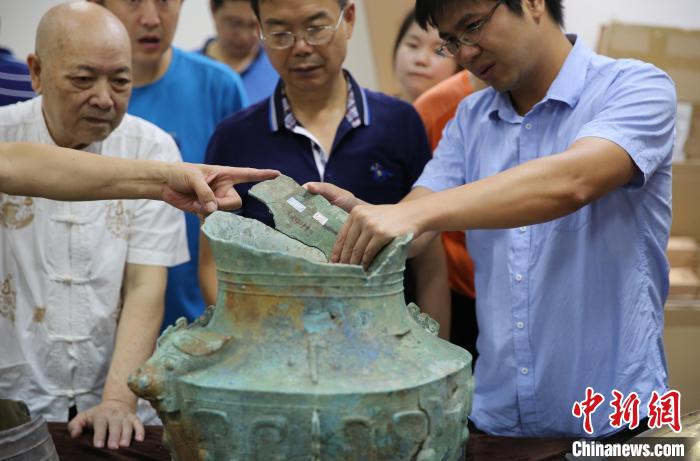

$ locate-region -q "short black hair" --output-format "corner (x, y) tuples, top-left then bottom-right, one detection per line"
(250, 0), (348, 19)
(415, 0), (564, 30)
(393, 9), (417, 59)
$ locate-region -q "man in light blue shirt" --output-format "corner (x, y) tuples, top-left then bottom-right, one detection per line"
(308, 0), (676, 437)
(92, 0), (249, 329)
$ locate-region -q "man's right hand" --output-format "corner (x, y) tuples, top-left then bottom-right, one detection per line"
(162, 164), (279, 214)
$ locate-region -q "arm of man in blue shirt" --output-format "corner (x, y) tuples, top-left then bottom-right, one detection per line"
(310, 137), (636, 269)
(309, 57), (676, 269)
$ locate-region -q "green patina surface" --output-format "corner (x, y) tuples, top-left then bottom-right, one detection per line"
(129, 176), (473, 461)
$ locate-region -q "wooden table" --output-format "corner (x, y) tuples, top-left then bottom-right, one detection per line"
(49, 423), (574, 461)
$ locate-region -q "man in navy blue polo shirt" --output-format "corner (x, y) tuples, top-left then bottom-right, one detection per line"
(0, 47), (34, 106)
(202, 0), (450, 326)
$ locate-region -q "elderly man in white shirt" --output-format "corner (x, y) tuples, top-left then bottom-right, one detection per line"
(0, 2), (188, 450)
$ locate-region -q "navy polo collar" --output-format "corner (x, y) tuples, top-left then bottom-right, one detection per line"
(268, 69), (370, 132)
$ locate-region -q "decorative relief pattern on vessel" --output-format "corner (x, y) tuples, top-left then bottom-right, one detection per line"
(128, 176), (473, 460)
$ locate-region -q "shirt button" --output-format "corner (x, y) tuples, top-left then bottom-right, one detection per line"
(515, 274), (523, 282)
(521, 367), (529, 375)
(525, 123), (532, 130)
(516, 321), (525, 329)
(519, 226), (527, 233)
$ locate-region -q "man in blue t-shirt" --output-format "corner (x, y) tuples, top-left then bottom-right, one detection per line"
(91, 0), (249, 329)
(0, 47), (34, 106)
(202, 0), (450, 330)
(200, 0), (279, 104)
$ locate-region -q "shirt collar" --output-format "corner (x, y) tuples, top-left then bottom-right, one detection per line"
(489, 34), (592, 120)
(268, 70), (370, 132)
(544, 34), (591, 108)
(33, 96), (101, 152)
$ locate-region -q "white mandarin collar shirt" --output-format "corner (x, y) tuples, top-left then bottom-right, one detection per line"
(0, 97), (188, 422)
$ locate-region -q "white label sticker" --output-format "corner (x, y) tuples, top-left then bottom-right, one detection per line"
(312, 212), (328, 226)
(286, 197), (306, 213)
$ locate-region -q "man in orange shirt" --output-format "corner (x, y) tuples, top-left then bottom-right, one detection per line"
(414, 69), (485, 362)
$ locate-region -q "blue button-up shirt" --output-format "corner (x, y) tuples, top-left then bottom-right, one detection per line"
(415, 36), (676, 437)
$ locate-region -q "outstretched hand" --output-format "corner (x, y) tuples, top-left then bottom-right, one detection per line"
(67, 399), (144, 450)
(162, 164), (279, 214)
(304, 182), (421, 268)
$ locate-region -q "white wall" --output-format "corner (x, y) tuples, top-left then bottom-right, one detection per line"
(0, 0), (698, 91)
(0, 0), (378, 89)
(157, 0), (378, 88)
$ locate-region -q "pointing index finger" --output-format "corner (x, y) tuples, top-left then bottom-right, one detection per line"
(225, 167), (280, 184)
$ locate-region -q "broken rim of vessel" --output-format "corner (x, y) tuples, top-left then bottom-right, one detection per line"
(202, 211), (411, 278)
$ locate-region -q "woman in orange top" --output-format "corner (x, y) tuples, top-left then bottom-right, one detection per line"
(414, 70), (487, 362)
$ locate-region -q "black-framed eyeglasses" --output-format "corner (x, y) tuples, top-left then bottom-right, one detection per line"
(259, 8), (345, 50)
(436, 0), (503, 57)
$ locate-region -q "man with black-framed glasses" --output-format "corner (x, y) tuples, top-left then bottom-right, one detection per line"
(200, 0), (451, 330)
(435, 0), (503, 58)
(308, 0), (676, 439)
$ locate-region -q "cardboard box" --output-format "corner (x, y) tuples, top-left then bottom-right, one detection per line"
(668, 268), (700, 299)
(685, 106), (700, 161)
(669, 164), (700, 303)
(597, 23), (700, 104)
(597, 23), (700, 158)
(671, 162), (700, 243)
(667, 236), (699, 268)
(666, 161), (700, 410)
(664, 305), (700, 412)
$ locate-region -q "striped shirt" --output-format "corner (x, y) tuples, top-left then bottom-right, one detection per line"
(0, 48), (34, 106)
(279, 72), (362, 178)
